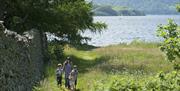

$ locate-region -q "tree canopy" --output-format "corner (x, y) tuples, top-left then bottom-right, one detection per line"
(176, 4), (180, 12)
(0, 0), (106, 44)
(157, 6), (180, 69)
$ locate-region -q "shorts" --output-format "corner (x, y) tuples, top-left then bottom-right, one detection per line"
(57, 76), (62, 85)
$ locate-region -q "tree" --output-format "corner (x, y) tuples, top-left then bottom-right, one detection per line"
(157, 4), (180, 70)
(176, 4), (180, 12)
(157, 19), (180, 70)
(0, 0), (106, 44)
(157, 20), (180, 61)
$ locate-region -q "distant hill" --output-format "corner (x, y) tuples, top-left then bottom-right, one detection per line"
(93, 5), (118, 16)
(92, 0), (180, 15)
(93, 5), (145, 16)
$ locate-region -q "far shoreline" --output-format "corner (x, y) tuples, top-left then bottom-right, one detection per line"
(87, 41), (162, 47)
(93, 14), (180, 17)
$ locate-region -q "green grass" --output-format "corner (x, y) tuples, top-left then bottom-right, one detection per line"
(112, 6), (130, 11)
(178, 26), (180, 31)
(33, 42), (176, 91)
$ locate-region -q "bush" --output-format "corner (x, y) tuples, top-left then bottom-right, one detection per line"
(48, 43), (64, 62)
(157, 19), (180, 70)
(93, 71), (180, 91)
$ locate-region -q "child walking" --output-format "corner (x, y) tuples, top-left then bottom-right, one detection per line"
(73, 65), (78, 89)
(69, 69), (76, 91)
(55, 63), (63, 87)
(69, 65), (78, 91)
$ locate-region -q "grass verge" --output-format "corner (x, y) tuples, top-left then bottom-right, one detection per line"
(33, 42), (175, 91)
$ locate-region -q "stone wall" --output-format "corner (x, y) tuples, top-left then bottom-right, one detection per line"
(0, 22), (48, 91)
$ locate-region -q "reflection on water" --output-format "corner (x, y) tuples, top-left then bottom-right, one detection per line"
(82, 15), (180, 46)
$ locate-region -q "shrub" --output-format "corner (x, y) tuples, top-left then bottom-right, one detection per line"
(93, 71), (180, 91)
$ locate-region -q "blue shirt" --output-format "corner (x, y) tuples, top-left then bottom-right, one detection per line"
(64, 63), (71, 78)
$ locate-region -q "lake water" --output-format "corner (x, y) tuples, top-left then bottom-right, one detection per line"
(82, 15), (180, 46)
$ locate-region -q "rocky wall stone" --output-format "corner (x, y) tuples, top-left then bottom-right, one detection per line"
(0, 22), (48, 91)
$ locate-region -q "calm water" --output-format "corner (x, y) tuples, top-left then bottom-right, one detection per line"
(82, 15), (180, 46)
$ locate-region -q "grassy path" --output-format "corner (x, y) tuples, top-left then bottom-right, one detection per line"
(34, 42), (174, 91)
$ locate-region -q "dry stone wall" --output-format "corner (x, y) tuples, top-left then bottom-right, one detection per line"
(0, 22), (48, 91)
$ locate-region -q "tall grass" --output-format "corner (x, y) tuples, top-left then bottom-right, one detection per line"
(33, 42), (176, 91)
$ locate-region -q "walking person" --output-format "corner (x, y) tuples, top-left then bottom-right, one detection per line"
(69, 70), (76, 91)
(72, 65), (78, 90)
(63, 57), (72, 89)
(55, 63), (63, 87)
(68, 65), (78, 91)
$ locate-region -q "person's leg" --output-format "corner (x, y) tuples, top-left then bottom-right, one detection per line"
(73, 81), (75, 91)
(70, 80), (75, 91)
(57, 77), (60, 86)
(67, 78), (70, 89)
(65, 77), (68, 88)
(75, 79), (77, 89)
(69, 80), (72, 90)
(59, 76), (62, 86)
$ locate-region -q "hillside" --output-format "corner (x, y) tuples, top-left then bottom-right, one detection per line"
(93, 5), (145, 16)
(92, 0), (180, 14)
